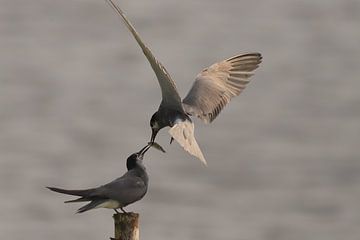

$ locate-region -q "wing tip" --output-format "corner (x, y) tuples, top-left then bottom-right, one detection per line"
(227, 52), (262, 63)
(199, 156), (208, 166)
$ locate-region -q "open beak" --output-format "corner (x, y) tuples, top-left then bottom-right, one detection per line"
(150, 128), (159, 143)
(138, 143), (151, 158)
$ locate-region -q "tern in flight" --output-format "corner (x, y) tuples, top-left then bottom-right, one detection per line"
(107, 0), (262, 165)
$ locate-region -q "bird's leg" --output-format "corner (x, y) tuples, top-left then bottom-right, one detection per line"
(120, 207), (127, 213)
(114, 209), (120, 214)
(170, 137), (174, 144)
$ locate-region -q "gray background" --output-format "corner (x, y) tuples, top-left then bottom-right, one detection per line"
(1, 0), (360, 239)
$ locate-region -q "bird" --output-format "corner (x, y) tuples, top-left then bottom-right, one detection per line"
(106, 0), (262, 165)
(47, 144), (151, 213)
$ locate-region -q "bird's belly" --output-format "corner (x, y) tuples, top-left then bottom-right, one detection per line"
(96, 200), (121, 209)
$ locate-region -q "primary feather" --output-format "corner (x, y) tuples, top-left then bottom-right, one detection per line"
(183, 53), (262, 123)
(106, 0), (183, 111)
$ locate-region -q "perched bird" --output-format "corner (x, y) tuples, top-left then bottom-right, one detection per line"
(106, 0), (262, 164)
(47, 144), (151, 213)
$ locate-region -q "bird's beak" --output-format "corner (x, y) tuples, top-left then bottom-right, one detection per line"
(138, 143), (151, 158)
(150, 128), (159, 143)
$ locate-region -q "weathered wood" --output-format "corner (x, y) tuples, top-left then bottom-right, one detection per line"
(110, 212), (139, 240)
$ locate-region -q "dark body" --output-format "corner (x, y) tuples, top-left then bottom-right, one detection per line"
(152, 107), (191, 129)
(47, 145), (150, 213)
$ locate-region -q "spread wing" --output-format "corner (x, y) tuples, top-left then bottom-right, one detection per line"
(168, 120), (206, 165)
(182, 53), (262, 123)
(106, 0), (183, 111)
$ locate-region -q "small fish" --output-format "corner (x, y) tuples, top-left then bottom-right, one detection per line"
(148, 142), (166, 153)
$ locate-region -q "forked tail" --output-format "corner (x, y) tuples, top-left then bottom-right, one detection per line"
(46, 186), (95, 197)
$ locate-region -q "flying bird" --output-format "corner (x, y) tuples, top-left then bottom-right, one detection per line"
(106, 0), (262, 165)
(47, 144), (151, 213)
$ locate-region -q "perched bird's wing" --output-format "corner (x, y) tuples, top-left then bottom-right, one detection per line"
(182, 53), (262, 123)
(106, 0), (183, 111)
(47, 187), (97, 197)
(168, 120), (206, 165)
(94, 175), (147, 205)
(47, 186), (108, 206)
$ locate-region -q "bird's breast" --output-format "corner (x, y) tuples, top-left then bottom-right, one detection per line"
(168, 112), (191, 127)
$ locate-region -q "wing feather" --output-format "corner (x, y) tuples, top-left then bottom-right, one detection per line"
(106, 0), (183, 111)
(182, 53), (262, 123)
(168, 121), (207, 165)
(94, 175), (147, 205)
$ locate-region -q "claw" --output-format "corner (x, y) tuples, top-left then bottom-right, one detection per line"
(170, 137), (174, 144)
(120, 207), (127, 213)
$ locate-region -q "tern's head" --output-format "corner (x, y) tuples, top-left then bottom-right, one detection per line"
(127, 144), (151, 170)
(150, 111), (161, 142)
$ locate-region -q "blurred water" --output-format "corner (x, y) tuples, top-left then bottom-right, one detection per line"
(1, 0), (360, 239)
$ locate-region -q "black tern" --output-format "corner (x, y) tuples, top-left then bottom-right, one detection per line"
(47, 144), (151, 213)
(107, 0), (262, 164)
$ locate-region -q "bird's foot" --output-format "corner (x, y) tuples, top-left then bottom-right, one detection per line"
(170, 137), (174, 144)
(120, 207), (127, 214)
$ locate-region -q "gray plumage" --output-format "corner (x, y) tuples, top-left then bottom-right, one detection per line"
(106, 0), (262, 164)
(183, 53), (262, 123)
(47, 144), (151, 213)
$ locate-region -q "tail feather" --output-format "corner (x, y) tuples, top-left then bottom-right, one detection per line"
(77, 200), (106, 214)
(47, 186), (95, 197)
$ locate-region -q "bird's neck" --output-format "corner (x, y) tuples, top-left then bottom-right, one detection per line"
(131, 164), (148, 185)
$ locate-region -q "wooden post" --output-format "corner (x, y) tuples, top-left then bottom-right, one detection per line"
(110, 212), (139, 240)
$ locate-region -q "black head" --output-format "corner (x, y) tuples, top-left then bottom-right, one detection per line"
(150, 111), (161, 143)
(126, 144), (151, 170)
